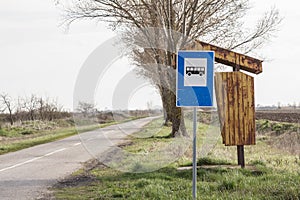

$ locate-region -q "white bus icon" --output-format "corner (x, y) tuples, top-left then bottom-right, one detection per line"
(186, 67), (205, 76)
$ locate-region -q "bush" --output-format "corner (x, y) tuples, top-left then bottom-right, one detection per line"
(256, 120), (271, 133)
(20, 130), (33, 135)
(271, 123), (283, 134)
(257, 120), (298, 135)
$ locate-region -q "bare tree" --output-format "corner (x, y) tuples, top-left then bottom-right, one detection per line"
(0, 93), (14, 125)
(37, 97), (46, 121)
(23, 94), (38, 121)
(26, 96), (64, 121)
(43, 98), (65, 121)
(76, 101), (97, 117)
(0, 93), (68, 123)
(14, 96), (24, 122)
(59, 0), (281, 137)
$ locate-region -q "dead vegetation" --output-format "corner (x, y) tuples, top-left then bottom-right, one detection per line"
(256, 109), (300, 156)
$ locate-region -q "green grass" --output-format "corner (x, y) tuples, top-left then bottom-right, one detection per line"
(52, 118), (300, 200)
(0, 125), (96, 155)
(0, 127), (76, 154)
(256, 119), (299, 134)
(54, 160), (300, 200)
(0, 126), (35, 137)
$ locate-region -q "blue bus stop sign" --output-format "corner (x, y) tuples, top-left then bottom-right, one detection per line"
(176, 51), (214, 107)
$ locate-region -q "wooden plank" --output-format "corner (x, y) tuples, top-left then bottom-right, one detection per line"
(245, 75), (250, 144)
(243, 76), (250, 145)
(214, 73), (225, 144)
(233, 73), (240, 145)
(185, 40), (263, 74)
(228, 73), (235, 145)
(223, 73), (230, 145)
(252, 78), (256, 144)
(237, 73), (244, 144)
(243, 74), (255, 145)
(246, 75), (251, 144)
(249, 75), (255, 144)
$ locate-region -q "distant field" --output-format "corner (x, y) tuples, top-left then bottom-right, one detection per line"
(256, 109), (300, 123)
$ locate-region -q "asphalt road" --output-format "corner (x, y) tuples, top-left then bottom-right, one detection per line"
(0, 117), (156, 200)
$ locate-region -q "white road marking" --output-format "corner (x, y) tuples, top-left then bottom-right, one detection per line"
(0, 148), (67, 173)
(73, 142), (81, 146)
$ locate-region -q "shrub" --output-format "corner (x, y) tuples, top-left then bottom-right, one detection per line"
(271, 123), (283, 134)
(20, 130), (33, 135)
(257, 120), (271, 133)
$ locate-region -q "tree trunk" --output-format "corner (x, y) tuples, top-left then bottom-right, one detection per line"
(30, 110), (34, 121)
(8, 109), (13, 126)
(158, 80), (187, 137)
(169, 92), (188, 137)
(160, 87), (172, 125)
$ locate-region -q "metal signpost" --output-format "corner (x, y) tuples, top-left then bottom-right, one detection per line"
(176, 51), (214, 199)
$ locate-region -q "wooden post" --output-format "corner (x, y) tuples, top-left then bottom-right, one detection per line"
(233, 66), (245, 168)
(237, 145), (245, 168)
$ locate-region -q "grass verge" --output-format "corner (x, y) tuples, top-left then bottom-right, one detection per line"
(0, 118), (140, 155)
(51, 118), (300, 199)
(54, 162), (300, 200)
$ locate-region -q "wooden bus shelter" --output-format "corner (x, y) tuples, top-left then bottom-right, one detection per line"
(186, 40), (263, 168)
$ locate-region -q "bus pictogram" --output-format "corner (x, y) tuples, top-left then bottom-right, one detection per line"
(186, 66), (205, 76)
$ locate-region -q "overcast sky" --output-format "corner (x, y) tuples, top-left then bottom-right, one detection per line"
(0, 0), (299, 110)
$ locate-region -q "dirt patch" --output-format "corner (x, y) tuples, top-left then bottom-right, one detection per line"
(54, 159), (103, 189)
(117, 140), (134, 148)
(38, 159), (104, 200)
(54, 174), (97, 189)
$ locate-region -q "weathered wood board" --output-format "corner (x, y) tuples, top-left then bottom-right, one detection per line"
(184, 40), (263, 74)
(215, 72), (256, 146)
